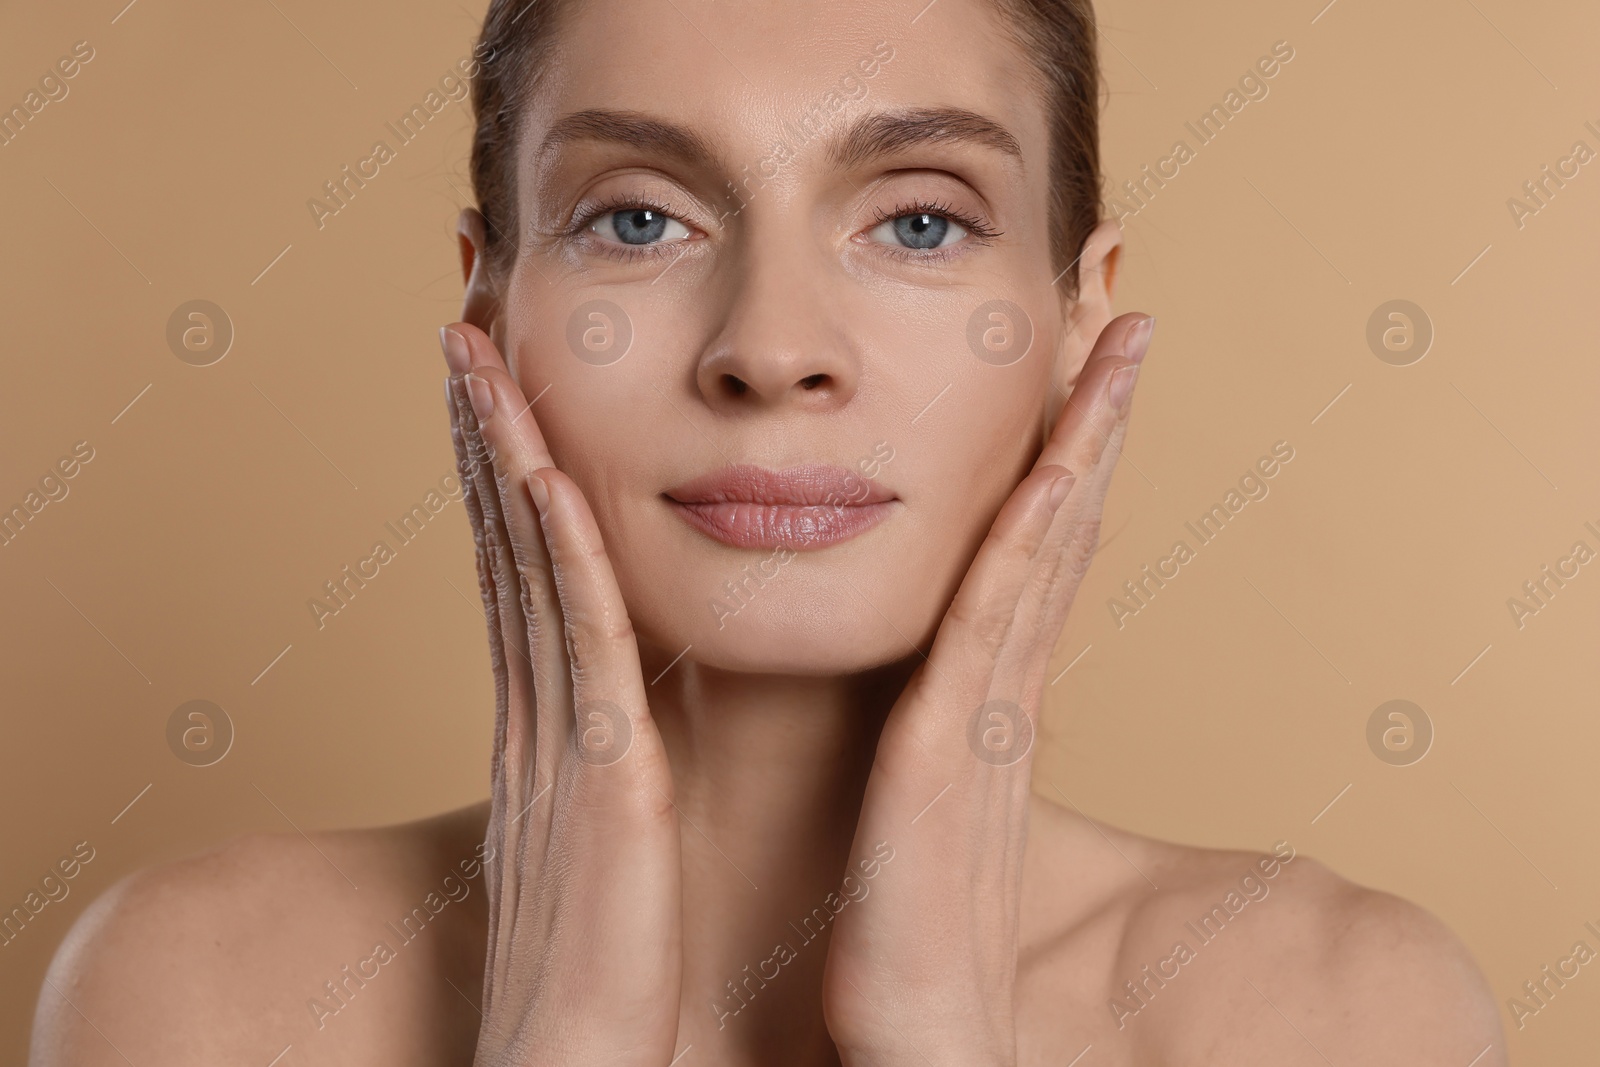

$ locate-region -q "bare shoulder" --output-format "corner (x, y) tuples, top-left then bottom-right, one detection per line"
(1019, 795), (1507, 1066)
(30, 802), (491, 1067)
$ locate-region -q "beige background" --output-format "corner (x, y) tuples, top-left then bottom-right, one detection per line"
(2, 0), (1596, 1061)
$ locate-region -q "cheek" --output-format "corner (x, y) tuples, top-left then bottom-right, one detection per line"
(502, 286), (719, 652)
(831, 293), (1051, 649)
(504, 352), (670, 550)
(503, 277), (687, 469)
(888, 364), (1045, 632)
(500, 267), (1055, 670)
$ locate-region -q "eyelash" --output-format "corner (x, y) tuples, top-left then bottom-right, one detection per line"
(566, 195), (1002, 262)
(868, 199), (1003, 260)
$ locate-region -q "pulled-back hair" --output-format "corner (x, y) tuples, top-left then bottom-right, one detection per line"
(468, 0), (1101, 296)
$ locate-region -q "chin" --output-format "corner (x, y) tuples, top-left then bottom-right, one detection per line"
(668, 602), (927, 677)
(618, 541), (951, 677)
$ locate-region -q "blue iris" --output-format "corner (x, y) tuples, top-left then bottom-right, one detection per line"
(611, 209), (669, 245)
(892, 213), (948, 249)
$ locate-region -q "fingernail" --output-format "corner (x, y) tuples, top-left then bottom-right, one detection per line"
(440, 326), (471, 376)
(528, 473), (549, 516)
(465, 372), (495, 421)
(1048, 470), (1077, 510)
(1109, 364), (1139, 415)
(1125, 315), (1156, 366)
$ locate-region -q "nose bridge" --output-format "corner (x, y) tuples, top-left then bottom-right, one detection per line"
(695, 233), (858, 411)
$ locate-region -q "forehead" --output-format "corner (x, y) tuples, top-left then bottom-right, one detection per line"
(522, 0), (1050, 171)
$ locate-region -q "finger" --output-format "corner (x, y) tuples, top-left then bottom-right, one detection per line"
(1021, 314), (1155, 656)
(1039, 312), (1153, 479)
(449, 345), (577, 805)
(445, 341), (545, 994)
(451, 321), (569, 755)
(442, 370), (511, 769)
(443, 373), (526, 1011)
(518, 466), (681, 1056)
(451, 371), (544, 775)
(439, 366), (511, 780)
(449, 321), (556, 468)
(530, 467), (667, 796)
(906, 315), (1154, 747)
(442, 371), (511, 1007)
(907, 463), (1075, 748)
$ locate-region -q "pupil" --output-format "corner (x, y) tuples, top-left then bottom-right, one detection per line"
(894, 213), (948, 250)
(614, 209), (667, 245)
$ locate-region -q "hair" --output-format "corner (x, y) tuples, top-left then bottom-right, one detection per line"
(469, 0), (1101, 296)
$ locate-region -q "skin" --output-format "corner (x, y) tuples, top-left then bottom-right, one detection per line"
(31, 0), (1506, 1064)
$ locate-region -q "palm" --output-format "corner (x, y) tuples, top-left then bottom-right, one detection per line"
(822, 313), (1153, 1067)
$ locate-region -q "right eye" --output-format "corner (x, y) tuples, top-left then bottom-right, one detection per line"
(589, 207), (693, 247)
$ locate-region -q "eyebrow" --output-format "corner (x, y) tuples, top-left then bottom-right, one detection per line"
(536, 109), (722, 170)
(534, 105), (1024, 175)
(828, 107), (1023, 170)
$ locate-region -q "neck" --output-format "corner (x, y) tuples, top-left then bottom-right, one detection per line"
(642, 651), (917, 1066)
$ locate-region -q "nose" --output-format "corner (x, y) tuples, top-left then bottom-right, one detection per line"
(694, 254), (859, 414)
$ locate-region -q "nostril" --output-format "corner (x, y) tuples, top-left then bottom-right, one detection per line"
(723, 374), (749, 396)
(799, 374), (828, 391)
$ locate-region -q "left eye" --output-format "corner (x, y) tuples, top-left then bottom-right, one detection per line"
(590, 208), (692, 246)
(868, 212), (969, 251)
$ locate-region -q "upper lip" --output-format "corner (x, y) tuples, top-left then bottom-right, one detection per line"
(664, 464), (895, 506)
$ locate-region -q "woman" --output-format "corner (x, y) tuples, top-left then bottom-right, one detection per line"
(32, 0), (1504, 1063)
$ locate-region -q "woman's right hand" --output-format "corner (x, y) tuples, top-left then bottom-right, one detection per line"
(441, 322), (683, 1067)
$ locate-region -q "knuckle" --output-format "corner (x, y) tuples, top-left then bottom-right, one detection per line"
(490, 546), (520, 600)
(1089, 415), (1129, 470)
(514, 556), (552, 601)
(945, 591), (1015, 659)
(562, 607), (634, 677)
(475, 475), (503, 521)
(456, 451), (480, 485)
(1082, 424), (1114, 471)
(1057, 515), (1102, 584)
(1072, 512), (1104, 555)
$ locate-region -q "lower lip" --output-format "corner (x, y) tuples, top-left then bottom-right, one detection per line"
(668, 500), (897, 550)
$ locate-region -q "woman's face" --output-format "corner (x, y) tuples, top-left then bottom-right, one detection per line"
(467, 0), (1118, 675)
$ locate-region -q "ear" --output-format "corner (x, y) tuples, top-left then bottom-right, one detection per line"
(1044, 219), (1124, 436)
(457, 208), (502, 343)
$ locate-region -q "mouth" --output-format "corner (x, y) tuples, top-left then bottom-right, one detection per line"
(663, 464), (898, 550)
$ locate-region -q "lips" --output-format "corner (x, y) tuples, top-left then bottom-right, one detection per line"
(664, 464), (897, 550)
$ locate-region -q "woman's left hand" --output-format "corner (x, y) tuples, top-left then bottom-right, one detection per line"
(822, 312), (1155, 1067)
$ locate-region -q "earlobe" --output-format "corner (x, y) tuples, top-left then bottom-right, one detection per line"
(457, 208), (501, 336)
